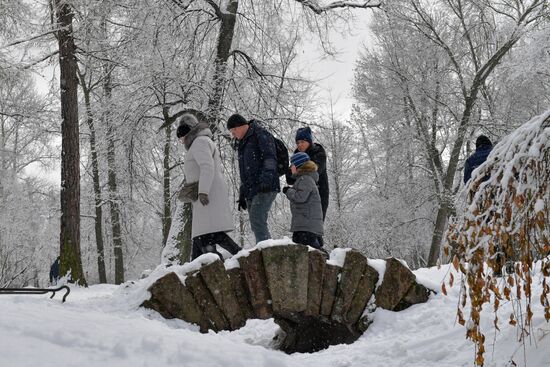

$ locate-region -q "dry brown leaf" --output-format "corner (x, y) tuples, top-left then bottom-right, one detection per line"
(504, 287), (511, 300)
(452, 255), (459, 271)
(509, 314), (517, 326)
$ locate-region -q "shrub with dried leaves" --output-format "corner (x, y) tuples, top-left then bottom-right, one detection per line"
(445, 111), (550, 366)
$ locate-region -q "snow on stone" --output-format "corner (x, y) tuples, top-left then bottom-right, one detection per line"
(231, 237), (299, 264)
(367, 259), (387, 287)
(117, 252), (221, 308)
(224, 257), (240, 270)
(327, 247), (350, 267)
(397, 258), (410, 269)
(184, 253), (220, 272)
(226, 237), (321, 269)
(256, 236), (294, 249)
(231, 248), (253, 262)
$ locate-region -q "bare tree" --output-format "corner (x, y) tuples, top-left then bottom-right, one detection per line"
(54, 0), (86, 285)
(380, 0), (549, 266)
(77, 68), (107, 283)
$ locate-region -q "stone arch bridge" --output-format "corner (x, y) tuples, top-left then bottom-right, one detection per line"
(142, 245), (432, 353)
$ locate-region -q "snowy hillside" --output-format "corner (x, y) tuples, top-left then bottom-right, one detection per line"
(2, 263), (549, 367)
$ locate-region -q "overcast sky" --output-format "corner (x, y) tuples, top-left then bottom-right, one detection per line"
(296, 15), (373, 120)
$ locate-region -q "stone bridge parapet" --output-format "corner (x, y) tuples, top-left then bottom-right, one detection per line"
(142, 244), (432, 353)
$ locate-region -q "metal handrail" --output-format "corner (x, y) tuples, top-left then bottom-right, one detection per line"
(0, 285), (70, 302)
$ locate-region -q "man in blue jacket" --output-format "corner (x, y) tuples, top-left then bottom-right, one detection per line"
(464, 135), (493, 184)
(464, 135), (512, 275)
(227, 114), (280, 243)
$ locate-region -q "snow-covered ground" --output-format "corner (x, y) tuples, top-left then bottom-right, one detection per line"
(2, 263), (549, 367)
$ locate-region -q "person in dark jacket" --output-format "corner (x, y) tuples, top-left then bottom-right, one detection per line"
(49, 256), (60, 285)
(464, 135), (493, 184)
(464, 135), (512, 276)
(287, 126), (329, 220)
(227, 114), (280, 243)
(283, 152), (324, 249)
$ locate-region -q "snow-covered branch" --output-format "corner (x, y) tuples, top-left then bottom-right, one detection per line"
(294, 0), (381, 14)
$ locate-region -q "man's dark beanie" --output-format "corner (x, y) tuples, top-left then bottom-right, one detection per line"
(227, 114), (249, 129)
(476, 135), (492, 148)
(295, 126), (313, 144)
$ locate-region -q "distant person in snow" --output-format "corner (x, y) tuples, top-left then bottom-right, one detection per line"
(282, 152), (325, 251)
(227, 113), (280, 244)
(464, 135), (512, 276)
(463, 135), (493, 184)
(177, 114), (241, 260)
(49, 256), (60, 285)
(287, 126), (329, 246)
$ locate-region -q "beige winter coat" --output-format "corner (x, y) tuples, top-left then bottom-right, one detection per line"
(183, 128), (234, 238)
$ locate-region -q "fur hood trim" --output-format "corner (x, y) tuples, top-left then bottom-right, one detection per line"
(184, 122), (211, 150)
(297, 160), (318, 174)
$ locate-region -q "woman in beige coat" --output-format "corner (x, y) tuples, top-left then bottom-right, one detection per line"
(177, 114), (240, 260)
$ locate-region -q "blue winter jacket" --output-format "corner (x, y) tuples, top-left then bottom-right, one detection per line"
(463, 143), (493, 184)
(238, 121), (280, 201)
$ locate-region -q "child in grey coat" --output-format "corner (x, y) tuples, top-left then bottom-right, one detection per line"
(283, 152), (324, 249)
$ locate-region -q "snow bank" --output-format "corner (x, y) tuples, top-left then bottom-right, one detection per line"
(2, 263), (549, 367)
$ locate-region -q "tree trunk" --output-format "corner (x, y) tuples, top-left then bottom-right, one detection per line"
(427, 96), (475, 266)
(103, 66), (124, 284)
(179, 203), (193, 262)
(80, 76), (107, 284)
(205, 0), (239, 129)
(0, 119), (6, 202)
(162, 107), (172, 247)
(55, 0), (86, 286)
(99, 14), (124, 284)
(163, 202), (192, 264)
(329, 118), (343, 214)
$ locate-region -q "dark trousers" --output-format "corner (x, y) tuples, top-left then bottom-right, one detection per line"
(321, 195), (329, 221)
(292, 231), (321, 249)
(318, 195), (329, 247)
(191, 232), (241, 261)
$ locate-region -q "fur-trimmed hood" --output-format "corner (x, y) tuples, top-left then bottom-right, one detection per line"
(184, 122), (211, 150)
(297, 160), (318, 174)
(296, 161), (318, 182)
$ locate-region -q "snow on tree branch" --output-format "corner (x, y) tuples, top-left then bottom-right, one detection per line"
(294, 0), (381, 14)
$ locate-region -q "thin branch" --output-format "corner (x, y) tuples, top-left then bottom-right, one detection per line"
(0, 28), (61, 49)
(203, 0), (223, 18)
(21, 50), (59, 69)
(294, 0), (381, 14)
